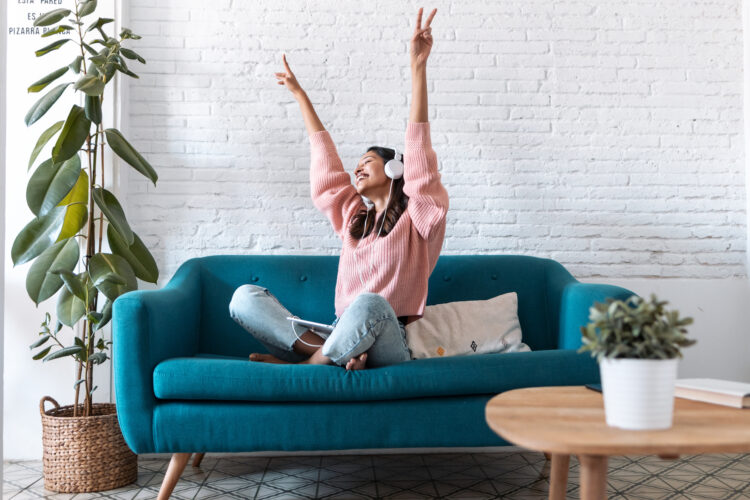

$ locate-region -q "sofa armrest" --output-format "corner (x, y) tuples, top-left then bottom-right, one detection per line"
(558, 282), (637, 350)
(112, 259), (202, 454)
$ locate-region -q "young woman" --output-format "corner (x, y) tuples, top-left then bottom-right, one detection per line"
(229, 7), (448, 371)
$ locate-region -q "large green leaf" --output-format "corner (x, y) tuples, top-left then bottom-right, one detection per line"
(86, 311), (103, 326)
(68, 55), (83, 74)
(104, 128), (157, 185)
(41, 25), (75, 38)
(33, 9), (72, 27)
(11, 205), (67, 266)
(115, 64), (139, 79)
(56, 280), (95, 327)
(56, 169), (89, 242)
(43, 345), (83, 361)
(35, 39), (71, 57)
(107, 224), (158, 283)
(30, 334), (52, 350)
(51, 269), (87, 302)
(52, 105), (90, 165)
(74, 336), (88, 362)
(89, 55), (108, 67)
(33, 346), (53, 360)
(85, 17), (113, 33)
(25, 238), (79, 305)
(28, 66), (68, 93)
(89, 253), (136, 301)
(88, 352), (107, 364)
(120, 48), (145, 64)
(27, 153), (81, 216)
(113, 55), (139, 79)
(85, 94), (101, 124)
(102, 62), (116, 83)
(120, 28), (141, 40)
(92, 187), (133, 245)
(78, 0), (97, 17)
(82, 42), (98, 57)
(94, 298), (112, 331)
(24, 83), (71, 126)
(74, 74), (105, 96)
(28, 120), (64, 170)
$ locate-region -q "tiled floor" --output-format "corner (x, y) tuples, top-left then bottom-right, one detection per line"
(4, 451), (750, 499)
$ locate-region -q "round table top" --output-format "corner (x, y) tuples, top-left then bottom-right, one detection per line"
(485, 386), (750, 456)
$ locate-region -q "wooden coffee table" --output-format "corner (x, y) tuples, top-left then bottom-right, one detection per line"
(485, 386), (750, 500)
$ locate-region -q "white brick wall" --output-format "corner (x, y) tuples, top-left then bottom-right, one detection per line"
(124, 0), (746, 286)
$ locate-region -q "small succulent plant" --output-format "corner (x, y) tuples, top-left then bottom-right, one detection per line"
(578, 293), (696, 362)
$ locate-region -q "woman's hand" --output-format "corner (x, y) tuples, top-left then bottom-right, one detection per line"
(410, 7), (436, 69)
(274, 53), (304, 97)
(282, 52), (325, 135)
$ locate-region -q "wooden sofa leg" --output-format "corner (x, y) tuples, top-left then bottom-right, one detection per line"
(158, 453), (191, 500)
(192, 452), (206, 467)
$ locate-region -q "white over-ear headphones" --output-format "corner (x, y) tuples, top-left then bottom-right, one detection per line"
(384, 148), (404, 179)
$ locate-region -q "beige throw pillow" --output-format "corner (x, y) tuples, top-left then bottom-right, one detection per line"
(404, 292), (530, 359)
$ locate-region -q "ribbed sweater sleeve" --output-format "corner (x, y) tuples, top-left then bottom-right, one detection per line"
(403, 121), (450, 241)
(309, 129), (363, 240)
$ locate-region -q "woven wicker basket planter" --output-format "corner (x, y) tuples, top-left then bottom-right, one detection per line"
(39, 396), (137, 493)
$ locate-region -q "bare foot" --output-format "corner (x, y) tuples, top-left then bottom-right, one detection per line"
(249, 353), (291, 364)
(345, 352), (367, 371)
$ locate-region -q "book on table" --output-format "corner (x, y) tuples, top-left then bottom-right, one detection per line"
(674, 378), (750, 408)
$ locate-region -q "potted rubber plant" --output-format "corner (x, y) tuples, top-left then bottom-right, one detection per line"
(13, 0), (157, 492)
(578, 293), (696, 430)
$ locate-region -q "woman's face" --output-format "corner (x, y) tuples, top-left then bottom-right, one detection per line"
(353, 151), (388, 196)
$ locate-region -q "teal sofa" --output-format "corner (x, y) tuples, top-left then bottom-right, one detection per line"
(112, 254), (636, 495)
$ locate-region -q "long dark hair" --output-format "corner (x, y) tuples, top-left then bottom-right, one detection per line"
(348, 146), (409, 239)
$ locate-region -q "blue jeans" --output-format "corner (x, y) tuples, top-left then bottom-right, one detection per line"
(228, 285), (413, 368)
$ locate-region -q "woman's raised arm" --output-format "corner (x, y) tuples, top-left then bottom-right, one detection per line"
(275, 53), (325, 136)
(409, 7), (436, 123)
(275, 53), (363, 239)
(296, 92), (326, 137)
(403, 7), (448, 242)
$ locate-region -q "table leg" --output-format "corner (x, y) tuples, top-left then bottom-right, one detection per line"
(579, 454), (608, 500)
(549, 454), (570, 500)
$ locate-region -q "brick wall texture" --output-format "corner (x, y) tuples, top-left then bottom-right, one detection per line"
(124, 0), (747, 286)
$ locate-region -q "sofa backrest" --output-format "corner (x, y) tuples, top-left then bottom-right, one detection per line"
(194, 254), (576, 356)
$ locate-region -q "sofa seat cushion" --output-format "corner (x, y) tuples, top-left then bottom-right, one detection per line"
(153, 350), (599, 402)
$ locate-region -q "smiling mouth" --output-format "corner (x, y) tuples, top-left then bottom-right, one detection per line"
(356, 175), (368, 183)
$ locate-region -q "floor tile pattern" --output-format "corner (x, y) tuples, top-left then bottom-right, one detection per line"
(4, 451), (750, 499)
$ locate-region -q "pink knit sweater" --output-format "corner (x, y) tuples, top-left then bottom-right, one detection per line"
(309, 121), (449, 320)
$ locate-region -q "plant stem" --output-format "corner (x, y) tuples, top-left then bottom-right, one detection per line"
(72, 0), (88, 417)
(98, 101), (104, 254)
(96, 93), (106, 252)
(89, 123), (105, 414)
(82, 319), (90, 416)
(74, 1), (88, 76)
(83, 108), (104, 417)
(85, 321), (93, 415)
(73, 341), (82, 416)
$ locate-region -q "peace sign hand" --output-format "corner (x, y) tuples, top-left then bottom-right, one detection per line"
(410, 7), (436, 68)
(274, 53), (304, 97)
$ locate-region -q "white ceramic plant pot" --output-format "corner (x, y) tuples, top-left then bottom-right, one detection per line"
(599, 357), (679, 430)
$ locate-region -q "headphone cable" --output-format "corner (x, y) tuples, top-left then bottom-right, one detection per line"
(353, 176), (394, 292)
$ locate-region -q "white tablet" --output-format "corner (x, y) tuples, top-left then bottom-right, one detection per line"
(286, 316), (335, 334)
